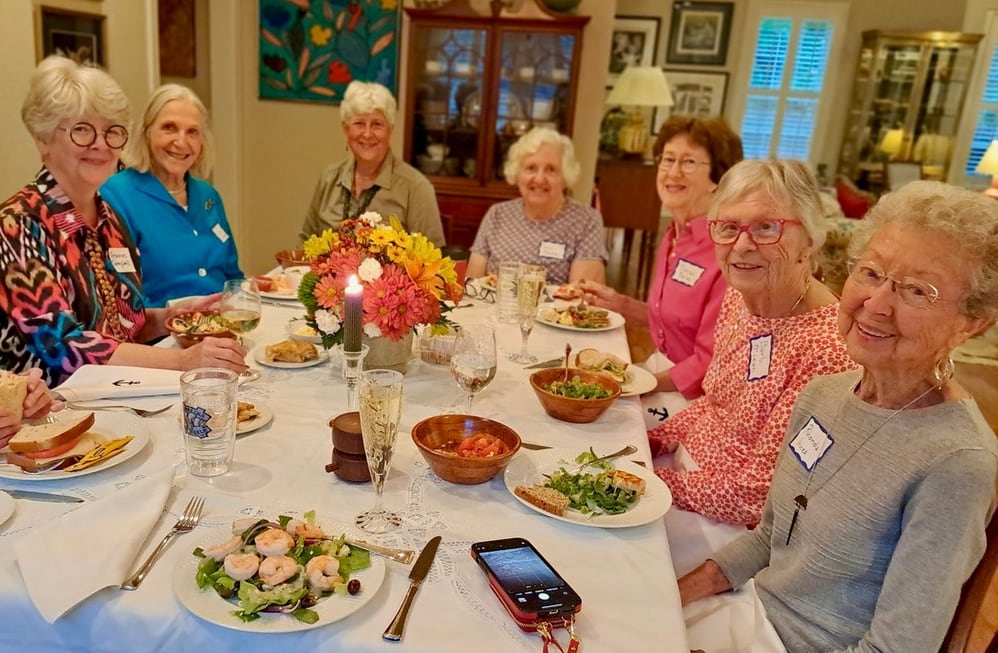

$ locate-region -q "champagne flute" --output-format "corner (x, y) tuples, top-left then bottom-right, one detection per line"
(508, 265), (546, 364)
(220, 278), (262, 381)
(356, 369), (404, 534)
(449, 324), (497, 412)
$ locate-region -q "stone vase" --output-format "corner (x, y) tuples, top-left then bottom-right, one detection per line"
(363, 331), (414, 373)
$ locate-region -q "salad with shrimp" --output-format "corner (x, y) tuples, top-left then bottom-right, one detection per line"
(193, 511), (371, 624)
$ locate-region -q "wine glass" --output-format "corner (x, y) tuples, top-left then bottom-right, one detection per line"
(356, 369), (405, 534)
(449, 324), (497, 412)
(220, 278), (262, 381)
(508, 265), (546, 364)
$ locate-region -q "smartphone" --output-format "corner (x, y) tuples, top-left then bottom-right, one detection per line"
(471, 537), (582, 629)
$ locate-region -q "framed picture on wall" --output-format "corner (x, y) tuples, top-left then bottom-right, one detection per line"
(653, 70), (728, 134)
(35, 6), (105, 66)
(608, 16), (660, 83)
(666, 1), (733, 66)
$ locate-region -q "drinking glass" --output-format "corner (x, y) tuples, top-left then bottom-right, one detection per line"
(508, 265), (546, 364)
(356, 369), (404, 534)
(220, 278), (262, 381)
(449, 324), (497, 412)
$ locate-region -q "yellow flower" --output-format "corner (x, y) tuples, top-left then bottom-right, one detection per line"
(303, 229), (335, 258)
(310, 25), (332, 47)
(368, 226), (396, 249)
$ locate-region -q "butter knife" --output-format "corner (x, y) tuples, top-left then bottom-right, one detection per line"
(4, 489), (83, 503)
(524, 357), (563, 369)
(383, 535), (441, 641)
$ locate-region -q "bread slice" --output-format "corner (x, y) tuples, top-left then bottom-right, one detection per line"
(7, 412), (95, 453)
(574, 348), (628, 383)
(0, 371), (28, 421)
(5, 431), (104, 472)
(609, 469), (646, 495)
(514, 485), (570, 516)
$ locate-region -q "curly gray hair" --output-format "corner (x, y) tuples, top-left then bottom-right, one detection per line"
(502, 127), (581, 189)
(340, 81), (397, 127)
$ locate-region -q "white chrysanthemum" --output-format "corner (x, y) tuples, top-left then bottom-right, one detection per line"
(358, 211), (383, 225)
(363, 323), (382, 338)
(358, 258), (383, 282)
(314, 309), (341, 334)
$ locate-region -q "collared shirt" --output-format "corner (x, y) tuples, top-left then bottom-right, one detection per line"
(101, 169), (243, 307)
(301, 151), (445, 246)
(0, 167), (146, 385)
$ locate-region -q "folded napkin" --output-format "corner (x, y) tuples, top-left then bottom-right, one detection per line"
(13, 467), (175, 622)
(54, 365), (182, 402)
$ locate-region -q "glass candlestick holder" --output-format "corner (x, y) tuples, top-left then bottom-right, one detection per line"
(337, 344), (370, 410)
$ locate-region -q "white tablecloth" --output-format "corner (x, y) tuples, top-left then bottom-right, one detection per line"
(0, 299), (688, 652)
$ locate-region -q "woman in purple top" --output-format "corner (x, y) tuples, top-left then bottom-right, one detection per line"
(583, 117), (742, 403)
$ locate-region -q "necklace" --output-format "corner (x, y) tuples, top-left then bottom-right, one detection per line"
(787, 278), (811, 316)
(167, 186), (185, 195)
(785, 377), (942, 545)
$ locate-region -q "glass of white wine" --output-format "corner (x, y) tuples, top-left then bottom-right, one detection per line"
(356, 369), (405, 533)
(220, 278), (262, 381)
(449, 324), (497, 412)
(508, 265), (546, 364)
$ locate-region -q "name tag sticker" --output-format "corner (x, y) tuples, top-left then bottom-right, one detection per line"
(212, 224), (230, 243)
(538, 240), (567, 260)
(671, 259), (705, 287)
(789, 416), (834, 471)
(747, 333), (772, 381)
(108, 248), (136, 274)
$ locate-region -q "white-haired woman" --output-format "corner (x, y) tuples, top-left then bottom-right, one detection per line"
(0, 56), (247, 385)
(466, 127), (607, 284)
(301, 80), (444, 245)
(101, 84), (243, 307)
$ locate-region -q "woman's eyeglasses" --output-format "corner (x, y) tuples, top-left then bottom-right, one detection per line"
(654, 155), (711, 175)
(57, 122), (129, 150)
(707, 219), (802, 246)
(847, 259), (940, 308)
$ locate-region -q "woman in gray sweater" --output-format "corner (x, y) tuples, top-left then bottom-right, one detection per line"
(678, 181), (998, 653)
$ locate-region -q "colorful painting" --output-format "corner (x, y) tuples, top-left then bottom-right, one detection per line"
(259, 0), (400, 104)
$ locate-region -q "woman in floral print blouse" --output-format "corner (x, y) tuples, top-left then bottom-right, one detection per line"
(0, 56), (247, 385)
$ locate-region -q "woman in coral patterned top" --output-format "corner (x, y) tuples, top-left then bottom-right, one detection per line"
(651, 159), (858, 534)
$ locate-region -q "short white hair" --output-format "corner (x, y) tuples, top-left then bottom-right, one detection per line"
(502, 127), (581, 188)
(121, 83), (215, 177)
(340, 81), (396, 127)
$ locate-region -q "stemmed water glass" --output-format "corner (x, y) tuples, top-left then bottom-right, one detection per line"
(449, 324), (497, 412)
(508, 265), (546, 364)
(356, 369), (405, 534)
(220, 278), (262, 381)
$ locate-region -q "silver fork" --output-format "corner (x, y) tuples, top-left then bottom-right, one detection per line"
(121, 496), (204, 590)
(65, 402), (174, 418)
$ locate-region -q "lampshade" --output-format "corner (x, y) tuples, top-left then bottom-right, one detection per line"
(879, 128), (905, 156)
(607, 66), (675, 108)
(975, 140), (998, 175)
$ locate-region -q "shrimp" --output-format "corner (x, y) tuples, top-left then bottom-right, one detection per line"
(258, 555), (298, 587)
(203, 535), (243, 562)
(285, 518), (326, 540)
(223, 553), (260, 581)
(231, 517), (261, 533)
(254, 528), (294, 557)
(305, 555), (343, 592)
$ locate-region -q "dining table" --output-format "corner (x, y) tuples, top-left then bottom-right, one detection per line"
(0, 296), (689, 652)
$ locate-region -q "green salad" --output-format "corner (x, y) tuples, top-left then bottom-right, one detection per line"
(544, 449), (640, 516)
(543, 375), (611, 399)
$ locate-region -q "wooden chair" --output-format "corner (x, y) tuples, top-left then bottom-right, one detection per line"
(941, 508), (998, 653)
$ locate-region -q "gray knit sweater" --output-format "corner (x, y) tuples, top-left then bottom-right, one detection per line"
(713, 370), (998, 653)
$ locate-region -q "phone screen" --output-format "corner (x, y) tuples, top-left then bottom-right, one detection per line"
(472, 538), (581, 618)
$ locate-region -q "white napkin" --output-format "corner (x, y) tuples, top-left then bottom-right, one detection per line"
(54, 365), (181, 402)
(684, 579), (788, 653)
(13, 467), (175, 622)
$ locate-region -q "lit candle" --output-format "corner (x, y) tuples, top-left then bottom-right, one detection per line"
(344, 274), (363, 353)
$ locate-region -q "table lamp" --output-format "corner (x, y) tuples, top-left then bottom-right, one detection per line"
(879, 128), (905, 160)
(975, 139), (998, 199)
(606, 66), (674, 158)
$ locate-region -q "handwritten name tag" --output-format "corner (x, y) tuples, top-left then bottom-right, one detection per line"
(108, 247), (137, 274)
(671, 259), (705, 287)
(747, 333), (772, 381)
(538, 240), (567, 260)
(212, 224), (230, 243)
(789, 416), (834, 471)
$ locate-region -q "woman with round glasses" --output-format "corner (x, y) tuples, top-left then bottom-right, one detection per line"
(651, 159), (857, 575)
(580, 116), (742, 416)
(678, 181), (997, 653)
(0, 56), (247, 385)
(101, 84), (242, 307)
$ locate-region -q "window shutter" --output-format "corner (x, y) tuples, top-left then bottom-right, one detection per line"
(966, 44), (998, 175)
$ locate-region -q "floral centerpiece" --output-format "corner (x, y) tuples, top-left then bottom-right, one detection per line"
(297, 211), (464, 350)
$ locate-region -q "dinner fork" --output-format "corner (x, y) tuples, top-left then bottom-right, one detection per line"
(121, 495), (204, 590)
(65, 402), (174, 418)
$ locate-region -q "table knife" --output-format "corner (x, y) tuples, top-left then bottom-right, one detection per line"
(524, 357), (563, 369)
(383, 535), (441, 641)
(4, 489), (83, 503)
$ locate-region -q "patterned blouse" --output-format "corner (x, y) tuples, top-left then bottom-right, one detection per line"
(0, 167), (147, 385)
(649, 288), (858, 526)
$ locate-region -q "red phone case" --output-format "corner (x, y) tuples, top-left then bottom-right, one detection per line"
(485, 569), (582, 632)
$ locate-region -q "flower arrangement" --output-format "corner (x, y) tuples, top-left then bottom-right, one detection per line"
(298, 212), (464, 349)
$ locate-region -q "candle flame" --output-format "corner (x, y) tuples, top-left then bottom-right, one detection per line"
(347, 274), (361, 290)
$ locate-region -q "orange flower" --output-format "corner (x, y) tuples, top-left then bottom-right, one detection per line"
(312, 275), (342, 309)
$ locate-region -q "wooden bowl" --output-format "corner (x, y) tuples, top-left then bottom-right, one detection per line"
(529, 368), (621, 423)
(275, 248), (309, 269)
(164, 310), (236, 348)
(411, 414), (521, 484)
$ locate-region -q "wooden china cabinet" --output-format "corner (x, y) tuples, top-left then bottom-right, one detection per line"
(403, 0), (589, 246)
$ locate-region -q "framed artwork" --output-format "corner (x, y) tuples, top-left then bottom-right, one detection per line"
(666, 1), (733, 66)
(159, 0), (196, 77)
(35, 6), (105, 66)
(653, 70), (728, 134)
(259, 0), (400, 105)
(608, 16), (660, 82)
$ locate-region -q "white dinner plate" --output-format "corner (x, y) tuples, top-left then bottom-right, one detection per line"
(259, 288), (299, 301)
(535, 304), (625, 332)
(504, 449), (672, 528)
(0, 491), (14, 527)
(173, 517), (386, 633)
(0, 411), (150, 482)
(620, 366), (657, 398)
(238, 403), (274, 435)
(253, 344), (328, 369)
(285, 319), (323, 345)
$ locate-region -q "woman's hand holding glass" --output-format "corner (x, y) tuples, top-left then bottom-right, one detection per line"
(449, 324), (497, 412)
(509, 265), (546, 364)
(220, 278), (262, 380)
